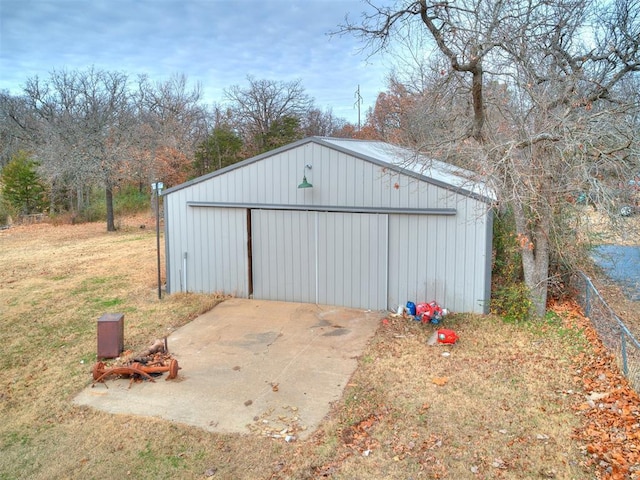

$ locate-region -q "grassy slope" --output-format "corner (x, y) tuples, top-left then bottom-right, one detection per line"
(0, 217), (597, 479)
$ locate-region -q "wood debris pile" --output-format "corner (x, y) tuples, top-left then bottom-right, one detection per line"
(92, 338), (180, 388)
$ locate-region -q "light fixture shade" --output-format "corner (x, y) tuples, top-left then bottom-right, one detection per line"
(298, 176), (313, 189)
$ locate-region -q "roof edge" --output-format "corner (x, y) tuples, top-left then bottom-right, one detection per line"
(162, 137), (320, 196)
(163, 136), (495, 204)
(312, 137), (495, 204)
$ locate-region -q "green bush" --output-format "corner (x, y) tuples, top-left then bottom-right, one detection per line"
(114, 184), (149, 214)
(77, 184), (150, 223)
(491, 282), (533, 323)
(492, 208), (523, 283)
(491, 208), (533, 322)
(1, 151), (48, 215)
(0, 191), (16, 226)
(79, 202), (105, 223)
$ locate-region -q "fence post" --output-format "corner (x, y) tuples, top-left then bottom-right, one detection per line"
(584, 275), (591, 317)
(621, 331), (629, 376)
(576, 270), (640, 393)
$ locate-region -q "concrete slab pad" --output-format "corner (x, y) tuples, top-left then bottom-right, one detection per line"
(73, 298), (383, 439)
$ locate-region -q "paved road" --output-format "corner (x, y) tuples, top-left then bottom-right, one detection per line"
(592, 245), (640, 301)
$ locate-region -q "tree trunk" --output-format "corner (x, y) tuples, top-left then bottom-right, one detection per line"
(76, 184), (83, 212)
(470, 68), (484, 142)
(106, 185), (115, 232)
(530, 223), (550, 317)
(513, 200), (550, 318)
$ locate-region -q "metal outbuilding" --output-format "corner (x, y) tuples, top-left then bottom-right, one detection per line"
(162, 137), (495, 314)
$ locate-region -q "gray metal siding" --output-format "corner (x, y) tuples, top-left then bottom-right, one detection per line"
(164, 139), (493, 313)
(165, 143), (457, 210)
(164, 190), (186, 293)
(251, 210), (316, 303)
(387, 196), (491, 313)
(251, 210), (388, 310)
(164, 202), (248, 296)
(190, 207), (248, 296)
(316, 212), (388, 310)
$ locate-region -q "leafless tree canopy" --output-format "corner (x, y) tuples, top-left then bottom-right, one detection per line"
(225, 76), (314, 154)
(133, 74), (208, 188)
(18, 68), (135, 230)
(342, 0), (640, 316)
(1, 68), (354, 228)
(0, 68), (209, 231)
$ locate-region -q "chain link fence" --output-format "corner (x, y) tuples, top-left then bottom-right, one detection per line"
(571, 271), (640, 392)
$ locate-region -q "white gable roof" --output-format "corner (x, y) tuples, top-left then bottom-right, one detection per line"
(164, 136), (495, 202)
(317, 137), (495, 202)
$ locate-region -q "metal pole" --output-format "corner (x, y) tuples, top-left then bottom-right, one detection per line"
(156, 189), (162, 300)
(621, 330), (628, 376)
(584, 277), (591, 318)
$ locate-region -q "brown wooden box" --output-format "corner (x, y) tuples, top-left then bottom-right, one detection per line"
(97, 313), (124, 359)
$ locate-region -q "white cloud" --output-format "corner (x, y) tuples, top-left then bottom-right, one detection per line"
(0, 0), (391, 123)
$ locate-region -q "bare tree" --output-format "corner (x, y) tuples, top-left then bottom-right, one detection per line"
(18, 68), (135, 230)
(225, 76), (313, 155)
(301, 107), (347, 137)
(134, 74), (208, 187)
(343, 0), (640, 316)
(193, 103), (244, 176)
(0, 92), (34, 167)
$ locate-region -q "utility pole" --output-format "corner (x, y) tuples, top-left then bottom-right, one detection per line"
(354, 85), (362, 131)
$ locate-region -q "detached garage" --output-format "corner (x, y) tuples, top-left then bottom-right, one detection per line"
(162, 137), (494, 313)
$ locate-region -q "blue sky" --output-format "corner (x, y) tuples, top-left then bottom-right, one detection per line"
(0, 0), (392, 124)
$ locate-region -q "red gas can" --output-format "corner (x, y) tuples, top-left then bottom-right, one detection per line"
(437, 329), (458, 344)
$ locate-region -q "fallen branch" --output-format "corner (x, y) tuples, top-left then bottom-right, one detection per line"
(91, 337), (180, 388)
(130, 337), (168, 363)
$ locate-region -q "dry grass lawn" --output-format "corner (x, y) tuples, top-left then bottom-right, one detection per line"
(0, 215), (604, 479)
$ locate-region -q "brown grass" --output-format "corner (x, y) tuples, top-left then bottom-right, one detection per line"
(0, 216), (598, 479)
(273, 316), (592, 479)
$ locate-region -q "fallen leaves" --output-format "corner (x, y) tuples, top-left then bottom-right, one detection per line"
(432, 376), (449, 386)
(275, 299), (638, 479)
(492, 457), (508, 469)
(246, 405), (306, 440)
(551, 300), (640, 480)
(341, 413), (381, 453)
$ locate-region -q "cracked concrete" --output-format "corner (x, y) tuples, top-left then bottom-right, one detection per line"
(73, 298), (383, 439)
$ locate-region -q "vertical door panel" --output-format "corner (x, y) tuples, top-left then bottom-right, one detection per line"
(252, 210), (388, 310)
(317, 212), (388, 310)
(251, 210), (316, 302)
(189, 207), (249, 296)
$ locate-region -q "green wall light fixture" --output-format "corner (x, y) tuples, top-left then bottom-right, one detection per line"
(298, 164), (313, 189)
